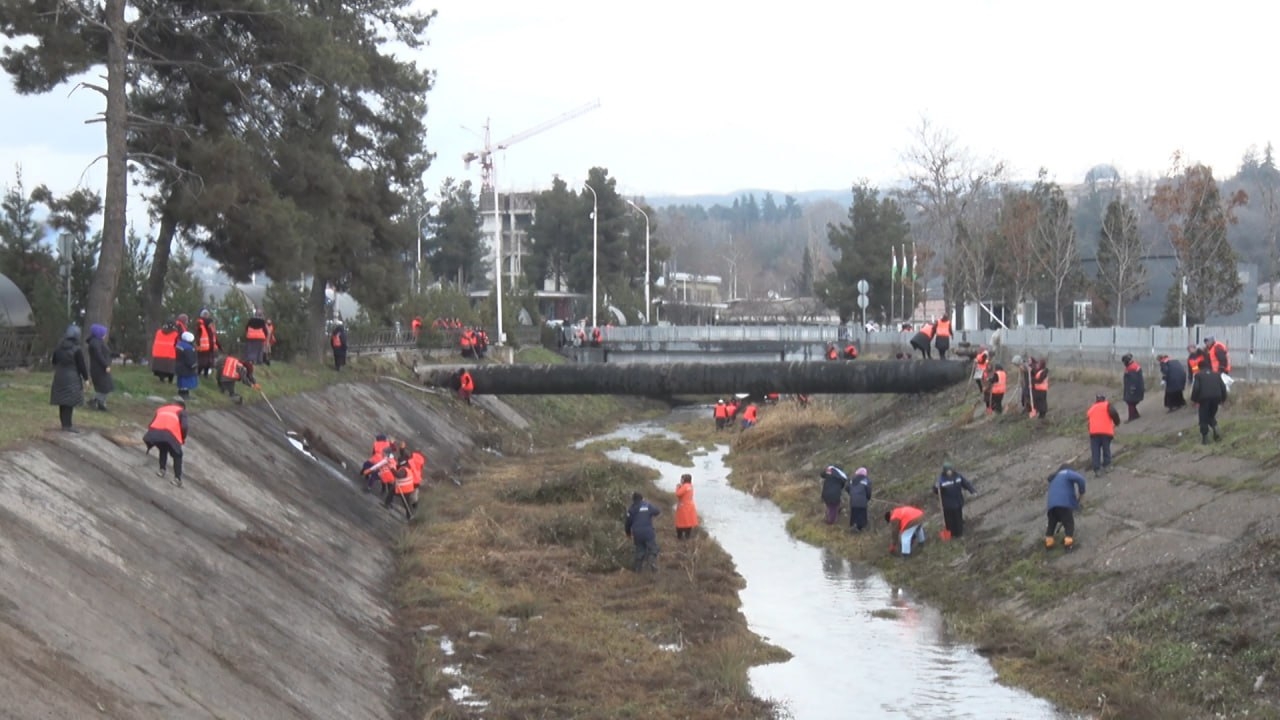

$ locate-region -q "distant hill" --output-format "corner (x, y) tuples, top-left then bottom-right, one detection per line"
(643, 188), (851, 209)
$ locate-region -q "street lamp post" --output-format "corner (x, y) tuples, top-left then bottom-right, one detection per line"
(416, 211), (429, 295)
(583, 181), (598, 327)
(626, 199), (650, 324)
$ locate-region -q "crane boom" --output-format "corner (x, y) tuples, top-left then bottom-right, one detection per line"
(461, 99), (601, 190)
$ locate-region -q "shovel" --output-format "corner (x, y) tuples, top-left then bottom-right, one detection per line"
(936, 489), (952, 541)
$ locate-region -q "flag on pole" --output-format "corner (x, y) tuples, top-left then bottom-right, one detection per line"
(912, 243), (919, 281)
(901, 245), (909, 284)
(891, 247), (898, 279)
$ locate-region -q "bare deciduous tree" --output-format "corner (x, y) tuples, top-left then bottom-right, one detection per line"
(1032, 176), (1080, 328)
(1095, 198), (1149, 326)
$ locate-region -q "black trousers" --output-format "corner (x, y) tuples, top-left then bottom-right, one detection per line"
(676, 527), (693, 540)
(942, 506), (965, 537)
(1046, 506), (1075, 538)
(1032, 389), (1048, 418)
(849, 506), (868, 531)
(147, 439), (184, 479)
(911, 339), (931, 359)
(990, 393), (1004, 414)
(632, 536), (659, 571)
(1164, 390), (1186, 409)
(58, 405), (74, 429)
(1198, 400), (1221, 437)
(934, 336), (950, 359)
(333, 348), (347, 370)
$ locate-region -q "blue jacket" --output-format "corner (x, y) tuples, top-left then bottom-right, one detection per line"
(625, 500), (661, 542)
(1046, 469), (1086, 510)
(846, 472), (872, 508)
(820, 465), (849, 505)
(936, 471), (977, 510)
(1159, 358), (1186, 393)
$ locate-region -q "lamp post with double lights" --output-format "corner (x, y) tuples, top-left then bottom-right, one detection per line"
(583, 181), (598, 327)
(626, 199), (650, 324)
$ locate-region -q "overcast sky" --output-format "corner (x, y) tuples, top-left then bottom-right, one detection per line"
(0, 0), (1276, 232)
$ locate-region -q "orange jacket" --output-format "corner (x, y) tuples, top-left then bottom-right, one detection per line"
(843, 344), (858, 359)
(920, 322), (935, 339)
(975, 350), (989, 373)
(889, 506), (924, 533)
(743, 404), (759, 422)
(1087, 400), (1117, 437)
(149, 404), (185, 444)
(460, 372), (475, 393)
(408, 451), (426, 489)
(675, 482), (698, 529)
(714, 403), (728, 419)
(934, 318), (952, 338)
(197, 319), (218, 352)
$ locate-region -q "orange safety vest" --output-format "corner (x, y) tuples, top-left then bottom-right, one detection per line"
(844, 344), (858, 359)
(197, 320), (216, 352)
(408, 451), (426, 488)
(220, 356), (243, 381)
(920, 323), (935, 339)
(460, 331), (475, 349)
(1187, 352), (1202, 374)
(714, 403), (728, 419)
(591, 327), (602, 342)
(1087, 401), (1116, 437)
(331, 331), (344, 348)
(1207, 342), (1230, 374)
(1032, 367), (1049, 392)
(460, 372), (475, 392)
(246, 326), (267, 341)
(743, 405), (758, 422)
(889, 506), (924, 531)
(991, 369), (1007, 395)
(826, 346), (838, 360)
(393, 467), (416, 495)
(379, 455), (399, 485)
(934, 318), (952, 338)
(149, 405), (185, 444)
(151, 328), (178, 360)
(975, 351), (989, 374)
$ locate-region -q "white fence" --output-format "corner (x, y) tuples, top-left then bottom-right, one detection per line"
(603, 324), (1280, 381)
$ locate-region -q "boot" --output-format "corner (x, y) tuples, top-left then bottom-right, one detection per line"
(1213, 427), (1221, 441)
(1202, 434), (1210, 445)
(1064, 536), (1075, 552)
(1044, 536), (1055, 550)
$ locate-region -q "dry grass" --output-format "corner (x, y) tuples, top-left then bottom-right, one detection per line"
(395, 450), (782, 719)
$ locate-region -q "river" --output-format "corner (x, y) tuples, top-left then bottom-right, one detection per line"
(578, 421), (1083, 720)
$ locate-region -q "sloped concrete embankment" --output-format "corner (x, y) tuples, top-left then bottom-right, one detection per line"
(0, 382), (475, 719)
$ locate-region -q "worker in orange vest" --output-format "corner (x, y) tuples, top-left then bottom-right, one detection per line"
(330, 320), (347, 371)
(460, 328), (477, 358)
(591, 326), (602, 347)
(740, 402), (759, 430)
(910, 321), (935, 359)
(143, 398), (189, 488)
(987, 363), (1007, 414)
(713, 399), (729, 431)
(825, 343), (838, 361)
(195, 308), (221, 377)
(459, 369), (475, 405)
(1086, 393), (1120, 477)
(972, 346), (990, 394)
(842, 343), (859, 359)
(1186, 344), (1205, 375)
(1203, 335), (1230, 375)
(384, 463), (418, 519)
(933, 315), (953, 359)
(1031, 357), (1050, 419)
(361, 434), (392, 491)
(150, 319), (179, 383)
(218, 355), (258, 405)
(244, 311), (269, 365)
(411, 316), (422, 340)
(884, 505), (926, 557)
(264, 318), (276, 366)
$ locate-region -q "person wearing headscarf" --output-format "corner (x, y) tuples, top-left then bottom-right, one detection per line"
(846, 467), (873, 532)
(820, 464), (850, 525)
(86, 323), (114, 411)
(674, 474), (699, 540)
(175, 331), (199, 398)
(1157, 354), (1187, 412)
(1121, 353), (1144, 422)
(49, 324), (89, 432)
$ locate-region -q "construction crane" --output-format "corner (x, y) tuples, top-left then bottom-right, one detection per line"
(462, 99), (601, 348)
(463, 99), (601, 191)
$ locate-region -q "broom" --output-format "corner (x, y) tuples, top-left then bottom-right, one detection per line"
(936, 486), (952, 541)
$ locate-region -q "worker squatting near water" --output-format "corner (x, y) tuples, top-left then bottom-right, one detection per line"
(144, 398), (189, 488)
(358, 434), (426, 520)
(885, 505), (926, 557)
(625, 491), (661, 572)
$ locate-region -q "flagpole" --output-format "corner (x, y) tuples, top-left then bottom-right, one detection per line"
(911, 242), (918, 323)
(890, 247), (896, 325)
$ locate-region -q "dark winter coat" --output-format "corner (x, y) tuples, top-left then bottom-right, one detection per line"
(1046, 468), (1086, 510)
(1190, 369), (1227, 404)
(49, 331), (88, 407)
(175, 340), (198, 377)
(1123, 361), (1145, 404)
(820, 465), (850, 505)
(846, 472), (872, 508)
(1159, 358), (1186, 393)
(936, 470), (977, 510)
(87, 332), (113, 394)
(625, 499), (661, 542)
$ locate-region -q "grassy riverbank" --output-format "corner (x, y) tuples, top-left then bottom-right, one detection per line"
(393, 347), (785, 718)
(690, 373), (1280, 719)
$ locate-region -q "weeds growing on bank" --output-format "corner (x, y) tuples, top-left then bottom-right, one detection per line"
(395, 452), (784, 719)
(718, 377), (1280, 720)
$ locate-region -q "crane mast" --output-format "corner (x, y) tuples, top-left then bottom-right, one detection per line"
(461, 99), (601, 348)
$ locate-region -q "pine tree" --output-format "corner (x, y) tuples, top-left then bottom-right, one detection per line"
(427, 178), (483, 289)
(816, 184), (910, 323)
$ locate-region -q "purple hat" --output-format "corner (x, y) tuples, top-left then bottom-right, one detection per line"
(90, 323), (107, 339)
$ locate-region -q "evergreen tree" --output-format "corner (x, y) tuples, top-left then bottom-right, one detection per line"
(426, 178), (482, 289)
(528, 177), (583, 292)
(795, 245), (815, 296)
(32, 186), (102, 321)
(164, 246), (206, 323)
(112, 227), (152, 361)
(0, 169), (66, 350)
(263, 281), (309, 361)
(816, 184), (910, 323)
(1150, 163), (1245, 324)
